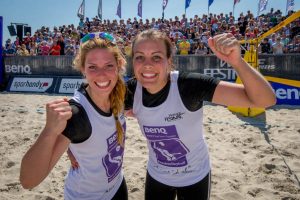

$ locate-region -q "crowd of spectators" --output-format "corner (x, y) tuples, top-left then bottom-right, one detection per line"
(2, 8), (300, 57)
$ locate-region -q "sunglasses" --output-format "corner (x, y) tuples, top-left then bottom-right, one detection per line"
(80, 32), (116, 44)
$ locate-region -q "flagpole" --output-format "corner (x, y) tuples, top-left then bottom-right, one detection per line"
(286, 0), (289, 16)
(233, 4), (235, 18)
(208, 0), (210, 16)
(162, 2), (164, 20)
(257, 1), (259, 18)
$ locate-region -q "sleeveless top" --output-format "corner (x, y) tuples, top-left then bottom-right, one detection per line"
(133, 71), (210, 187)
(64, 89), (126, 200)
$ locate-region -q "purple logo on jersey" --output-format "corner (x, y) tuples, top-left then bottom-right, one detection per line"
(102, 123), (126, 182)
(143, 125), (189, 167)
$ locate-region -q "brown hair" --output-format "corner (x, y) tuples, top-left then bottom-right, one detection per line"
(73, 38), (126, 146)
(131, 29), (174, 68)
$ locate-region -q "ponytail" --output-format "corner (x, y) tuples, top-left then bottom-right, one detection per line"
(110, 74), (126, 146)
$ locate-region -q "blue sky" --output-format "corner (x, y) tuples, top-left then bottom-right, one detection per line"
(1, 0), (299, 44)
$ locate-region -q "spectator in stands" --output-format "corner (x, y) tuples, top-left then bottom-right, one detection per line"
(64, 39), (76, 56)
(194, 41), (208, 55)
(287, 34), (300, 53)
(171, 41), (178, 55)
(280, 32), (290, 48)
(200, 31), (210, 48)
(23, 32), (32, 50)
(29, 41), (38, 56)
(245, 27), (256, 40)
(49, 40), (61, 56)
(57, 35), (66, 55)
(6, 9), (299, 57)
(13, 37), (21, 48)
(38, 41), (50, 55)
(16, 44), (29, 56)
(47, 36), (54, 47)
(3, 43), (16, 57)
(124, 40), (132, 57)
(272, 37), (284, 55)
(5, 39), (12, 49)
(260, 38), (271, 54)
(269, 34), (277, 46)
(178, 36), (190, 55)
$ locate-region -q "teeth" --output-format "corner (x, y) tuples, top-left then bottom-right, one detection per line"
(96, 81), (110, 87)
(142, 73), (156, 78)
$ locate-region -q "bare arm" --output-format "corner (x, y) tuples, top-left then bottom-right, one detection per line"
(208, 33), (276, 108)
(20, 99), (72, 189)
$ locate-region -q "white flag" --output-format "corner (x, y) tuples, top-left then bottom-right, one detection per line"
(286, 0), (295, 13)
(77, 0), (85, 19)
(258, 0), (268, 13)
(163, 0), (168, 10)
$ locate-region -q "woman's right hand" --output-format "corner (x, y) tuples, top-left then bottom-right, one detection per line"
(44, 98), (72, 135)
(125, 109), (136, 118)
(67, 148), (79, 170)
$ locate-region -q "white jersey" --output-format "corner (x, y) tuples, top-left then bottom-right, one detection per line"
(64, 90), (126, 200)
(133, 71), (210, 187)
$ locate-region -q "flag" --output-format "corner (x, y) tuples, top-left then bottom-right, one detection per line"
(98, 0), (102, 20)
(185, 0), (191, 9)
(208, 0), (214, 7)
(162, 0), (168, 10)
(77, 0), (85, 19)
(138, 0), (142, 18)
(286, 0), (295, 13)
(116, 0), (121, 18)
(258, 0), (268, 13)
(234, 0), (240, 6)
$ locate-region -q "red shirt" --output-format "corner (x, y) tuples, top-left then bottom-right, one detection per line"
(50, 44), (61, 55)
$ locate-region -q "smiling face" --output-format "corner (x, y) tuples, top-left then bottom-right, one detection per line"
(82, 48), (118, 99)
(133, 39), (171, 94)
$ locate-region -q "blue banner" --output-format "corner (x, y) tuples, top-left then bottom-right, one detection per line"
(0, 16), (3, 85)
(137, 0), (142, 18)
(270, 82), (300, 105)
(185, 0), (191, 9)
(116, 0), (121, 18)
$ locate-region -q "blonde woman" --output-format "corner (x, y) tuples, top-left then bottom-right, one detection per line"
(20, 32), (128, 200)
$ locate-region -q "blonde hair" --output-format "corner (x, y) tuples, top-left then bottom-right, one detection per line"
(73, 37), (126, 146)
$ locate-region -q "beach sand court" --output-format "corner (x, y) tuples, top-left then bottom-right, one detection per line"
(0, 93), (299, 200)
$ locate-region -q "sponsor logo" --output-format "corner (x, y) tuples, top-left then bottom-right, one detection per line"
(58, 78), (85, 93)
(258, 59), (275, 70)
(164, 112), (185, 122)
(144, 127), (168, 134)
(204, 68), (237, 80)
(108, 134), (117, 145)
(10, 77), (53, 92)
(5, 65), (32, 74)
(274, 88), (300, 100)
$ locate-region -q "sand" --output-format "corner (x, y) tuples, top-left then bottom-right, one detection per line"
(0, 92), (299, 200)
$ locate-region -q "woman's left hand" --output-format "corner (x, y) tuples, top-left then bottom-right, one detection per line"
(208, 33), (242, 67)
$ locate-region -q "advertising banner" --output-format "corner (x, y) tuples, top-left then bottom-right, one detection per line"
(57, 77), (85, 94)
(0, 16), (3, 85)
(266, 76), (300, 105)
(3, 54), (300, 105)
(6, 76), (57, 93)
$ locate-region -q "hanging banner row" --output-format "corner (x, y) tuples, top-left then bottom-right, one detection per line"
(6, 76), (85, 94)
